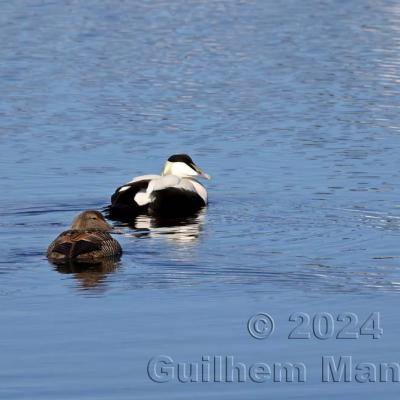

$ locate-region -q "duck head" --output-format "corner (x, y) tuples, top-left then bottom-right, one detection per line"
(162, 154), (211, 180)
(71, 210), (112, 231)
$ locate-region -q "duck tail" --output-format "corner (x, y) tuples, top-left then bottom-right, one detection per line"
(53, 240), (100, 259)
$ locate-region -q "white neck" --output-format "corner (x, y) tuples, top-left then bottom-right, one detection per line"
(162, 161), (198, 178)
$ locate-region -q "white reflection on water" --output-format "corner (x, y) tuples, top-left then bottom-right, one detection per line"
(123, 209), (206, 246)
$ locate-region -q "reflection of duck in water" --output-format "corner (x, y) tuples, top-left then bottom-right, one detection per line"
(127, 209), (205, 245)
(54, 257), (120, 290)
(108, 154), (210, 220)
(47, 210), (122, 263)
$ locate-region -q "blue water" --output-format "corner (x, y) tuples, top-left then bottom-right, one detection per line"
(1, 0), (400, 398)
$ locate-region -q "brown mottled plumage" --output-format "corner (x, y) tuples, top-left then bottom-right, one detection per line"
(47, 210), (122, 263)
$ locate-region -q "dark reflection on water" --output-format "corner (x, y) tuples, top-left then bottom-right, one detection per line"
(50, 257), (121, 291)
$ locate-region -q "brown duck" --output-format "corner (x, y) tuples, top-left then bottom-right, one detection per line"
(47, 210), (122, 263)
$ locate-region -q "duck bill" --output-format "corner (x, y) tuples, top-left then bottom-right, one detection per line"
(191, 164), (211, 180)
(198, 171), (211, 180)
(107, 223), (115, 231)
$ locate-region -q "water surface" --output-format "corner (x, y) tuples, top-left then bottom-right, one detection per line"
(1, 0), (400, 398)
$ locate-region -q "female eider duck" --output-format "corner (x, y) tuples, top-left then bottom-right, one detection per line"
(108, 154), (210, 219)
(47, 210), (122, 263)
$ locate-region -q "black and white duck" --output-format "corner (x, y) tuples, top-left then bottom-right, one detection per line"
(108, 154), (211, 219)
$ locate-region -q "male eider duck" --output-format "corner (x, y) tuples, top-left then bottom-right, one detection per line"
(108, 154), (210, 219)
(47, 210), (122, 263)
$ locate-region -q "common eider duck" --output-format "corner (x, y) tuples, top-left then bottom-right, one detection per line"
(108, 154), (210, 219)
(47, 210), (122, 263)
